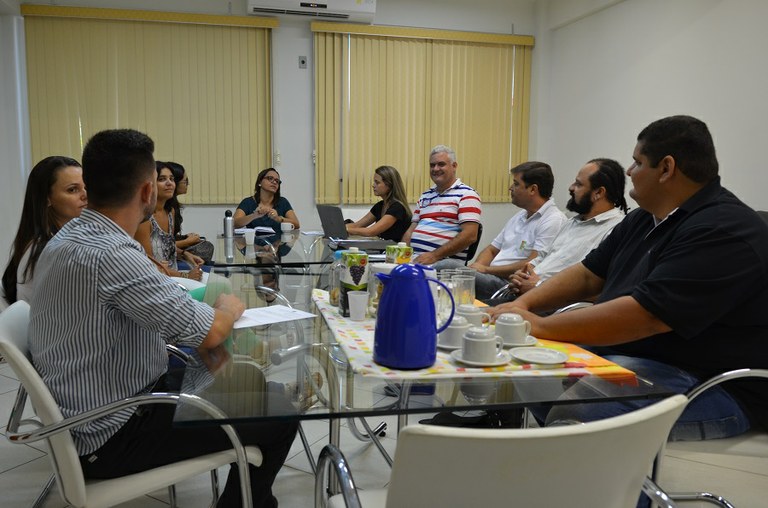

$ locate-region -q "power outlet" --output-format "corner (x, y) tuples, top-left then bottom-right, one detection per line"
(298, 56), (307, 69)
(274, 150), (281, 165)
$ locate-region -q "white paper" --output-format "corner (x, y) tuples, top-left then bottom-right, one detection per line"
(234, 226), (275, 235)
(301, 230), (325, 236)
(233, 305), (317, 329)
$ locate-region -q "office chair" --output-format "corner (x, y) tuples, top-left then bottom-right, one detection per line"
(0, 301), (261, 508)
(315, 395), (684, 508)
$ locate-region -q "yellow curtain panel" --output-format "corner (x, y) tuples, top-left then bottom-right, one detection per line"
(313, 22), (533, 204)
(22, 6), (275, 205)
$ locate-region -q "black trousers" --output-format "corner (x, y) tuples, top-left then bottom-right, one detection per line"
(79, 373), (299, 508)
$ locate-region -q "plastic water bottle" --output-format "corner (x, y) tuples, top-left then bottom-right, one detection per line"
(223, 209), (234, 238)
(329, 250), (345, 307)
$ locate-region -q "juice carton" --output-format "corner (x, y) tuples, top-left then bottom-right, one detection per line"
(339, 248), (369, 317)
(385, 242), (413, 264)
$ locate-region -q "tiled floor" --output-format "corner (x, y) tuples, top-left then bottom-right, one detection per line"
(1, 359), (766, 507)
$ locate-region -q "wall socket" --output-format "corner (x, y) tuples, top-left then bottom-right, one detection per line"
(298, 56), (307, 69)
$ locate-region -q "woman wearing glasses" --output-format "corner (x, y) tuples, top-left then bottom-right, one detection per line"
(234, 168), (300, 232)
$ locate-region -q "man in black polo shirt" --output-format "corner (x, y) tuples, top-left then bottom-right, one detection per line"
(490, 115), (768, 439)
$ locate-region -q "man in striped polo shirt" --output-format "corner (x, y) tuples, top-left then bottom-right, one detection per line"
(403, 145), (482, 267)
(29, 129), (297, 508)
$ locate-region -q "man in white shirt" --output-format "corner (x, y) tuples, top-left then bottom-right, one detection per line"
(470, 161), (567, 300)
(500, 158), (628, 299)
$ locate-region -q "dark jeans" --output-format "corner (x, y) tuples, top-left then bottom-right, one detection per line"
(79, 373), (298, 508)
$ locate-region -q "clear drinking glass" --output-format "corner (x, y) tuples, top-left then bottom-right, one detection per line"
(451, 275), (476, 306)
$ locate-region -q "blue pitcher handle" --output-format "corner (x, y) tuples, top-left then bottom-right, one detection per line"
(427, 278), (455, 334)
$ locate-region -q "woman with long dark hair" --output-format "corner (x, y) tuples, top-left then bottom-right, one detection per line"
(2, 156), (86, 304)
(346, 165), (412, 241)
(134, 162), (203, 281)
(234, 168), (300, 232)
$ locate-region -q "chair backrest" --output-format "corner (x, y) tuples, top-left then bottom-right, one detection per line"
(385, 394), (688, 508)
(0, 301), (88, 507)
(464, 223), (483, 265)
(757, 210), (768, 226)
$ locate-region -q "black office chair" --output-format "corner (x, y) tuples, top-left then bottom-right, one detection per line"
(464, 223), (483, 265)
(757, 210), (768, 225)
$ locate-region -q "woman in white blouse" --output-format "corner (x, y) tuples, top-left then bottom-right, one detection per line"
(2, 156), (87, 305)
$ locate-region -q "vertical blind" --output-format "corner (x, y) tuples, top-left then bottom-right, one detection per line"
(313, 23), (534, 204)
(22, 5), (276, 204)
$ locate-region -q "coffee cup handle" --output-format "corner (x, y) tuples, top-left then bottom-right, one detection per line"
(481, 312), (492, 328)
(524, 320), (531, 336)
(495, 335), (504, 355)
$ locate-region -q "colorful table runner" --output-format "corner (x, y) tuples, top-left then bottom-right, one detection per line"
(313, 289), (636, 383)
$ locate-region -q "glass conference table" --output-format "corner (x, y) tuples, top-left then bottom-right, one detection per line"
(174, 280), (673, 443)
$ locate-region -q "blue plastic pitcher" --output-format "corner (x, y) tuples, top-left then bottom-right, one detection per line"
(373, 264), (455, 369)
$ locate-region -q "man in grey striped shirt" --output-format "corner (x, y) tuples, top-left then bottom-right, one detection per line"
(29, 129), (297, 508)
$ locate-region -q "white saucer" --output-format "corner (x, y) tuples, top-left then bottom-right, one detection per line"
(450, 349), (511, 367)
(502, 335), (537, 348)
(510, 347), (568, 365)
(437, 342), (461, 351)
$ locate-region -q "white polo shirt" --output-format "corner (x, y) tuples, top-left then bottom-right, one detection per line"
(490, 199), (567, 266)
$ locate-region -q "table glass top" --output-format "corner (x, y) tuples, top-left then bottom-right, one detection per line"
(174, 272), (672, 426)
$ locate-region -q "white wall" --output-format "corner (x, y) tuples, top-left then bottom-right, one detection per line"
(533, 0), (768, 211)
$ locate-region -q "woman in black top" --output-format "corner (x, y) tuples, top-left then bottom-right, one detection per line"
(346, 165), (412, 242)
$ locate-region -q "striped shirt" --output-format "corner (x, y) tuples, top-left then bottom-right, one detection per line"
(410, 179), (482, 261)
(29, 209), (215, 455)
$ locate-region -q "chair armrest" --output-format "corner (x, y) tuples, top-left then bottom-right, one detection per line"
(315, 444), (363, 508)
(8, 392), (227, 445)
(642, 477), (678, 507)
(166, 344), (195, 365)
(686, 368), (768, 402)
(490, 285), (515, 300)
(553, 301), (594, 314)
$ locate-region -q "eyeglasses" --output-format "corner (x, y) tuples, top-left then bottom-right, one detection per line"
(180, 178), (189, 185)
(429, 161), (449, 168)
(264, 176), (282, 185)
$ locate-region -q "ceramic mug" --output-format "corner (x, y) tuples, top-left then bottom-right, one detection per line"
(437, 315), (471, 349)
(495, 313), (532, 346)
(281, 222), (295, 232)
(455, 304), (491, 327)
(462, 326), (504, 364)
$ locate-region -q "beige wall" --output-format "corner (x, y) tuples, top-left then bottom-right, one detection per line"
(3, 0), (767, 266)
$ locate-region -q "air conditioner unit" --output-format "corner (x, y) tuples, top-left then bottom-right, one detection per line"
(248, 0), (376, 24)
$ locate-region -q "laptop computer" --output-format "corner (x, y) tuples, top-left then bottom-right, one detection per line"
(316, 204), (395, 253)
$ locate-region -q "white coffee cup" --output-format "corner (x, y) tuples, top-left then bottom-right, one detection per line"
(462, 326), (504, 364)
(243, 229), (256, 245)
(437, 315), (471, 349)
(455, 304), (491, 327)
(347, 291), (369, 321)
(281, 222), (295, 232)
(495, 313), (532, 346)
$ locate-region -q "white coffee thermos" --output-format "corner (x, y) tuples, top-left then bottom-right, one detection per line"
(223, 209), (234, 238)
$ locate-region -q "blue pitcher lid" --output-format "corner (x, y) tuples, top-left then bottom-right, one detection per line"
(390, 263), (427, 279)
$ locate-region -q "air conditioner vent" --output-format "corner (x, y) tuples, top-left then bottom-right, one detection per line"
(248, 0), (375, 24)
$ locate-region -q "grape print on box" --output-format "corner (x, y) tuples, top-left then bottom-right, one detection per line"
(339, 248), (369, 317)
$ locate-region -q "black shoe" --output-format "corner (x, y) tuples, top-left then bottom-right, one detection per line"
(418, 411), (495, 428)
